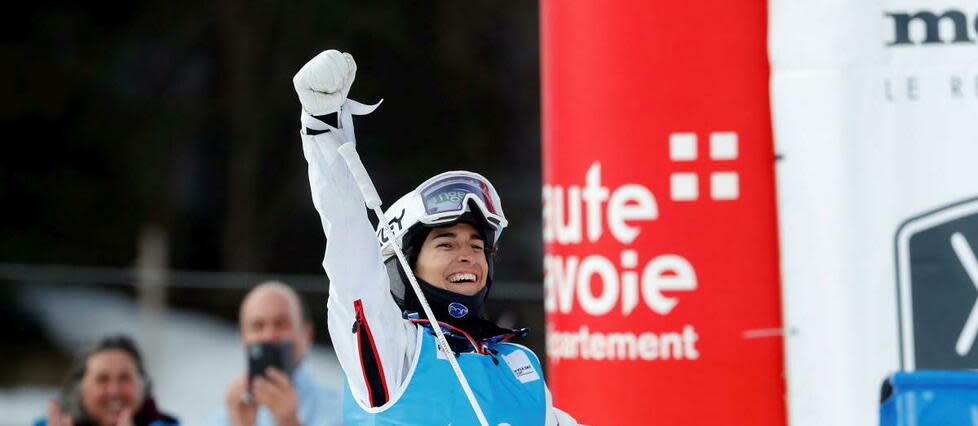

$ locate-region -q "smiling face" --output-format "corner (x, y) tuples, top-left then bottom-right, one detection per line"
(80, 349), (145, 426)
(414, 222), (489, 296)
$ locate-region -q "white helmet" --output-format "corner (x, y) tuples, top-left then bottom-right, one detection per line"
(377, 170), (508, 257)
(377, 170), (508, 310)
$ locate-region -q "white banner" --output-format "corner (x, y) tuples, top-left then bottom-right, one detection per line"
(771, 1), (978, 424)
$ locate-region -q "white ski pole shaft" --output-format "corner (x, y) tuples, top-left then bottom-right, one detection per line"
(337, 142), (490, 426)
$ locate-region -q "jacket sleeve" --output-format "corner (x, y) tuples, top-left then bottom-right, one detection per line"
(545, 385), (582, 426)
(300, 117), (415, 408)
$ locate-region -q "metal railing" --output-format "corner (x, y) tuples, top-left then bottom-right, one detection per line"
(0, 263), (543, 300)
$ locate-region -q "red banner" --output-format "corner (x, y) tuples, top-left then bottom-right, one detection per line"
(540, 1), (785, 424)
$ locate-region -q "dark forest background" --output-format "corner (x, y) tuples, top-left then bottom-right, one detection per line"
(0, 1), (544, 385)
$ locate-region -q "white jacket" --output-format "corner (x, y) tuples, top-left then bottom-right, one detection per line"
(300, 125), (579, 425)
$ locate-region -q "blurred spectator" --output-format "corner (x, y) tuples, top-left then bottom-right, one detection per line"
(209, 281), (342, 426)
(36, 335), (179, 426)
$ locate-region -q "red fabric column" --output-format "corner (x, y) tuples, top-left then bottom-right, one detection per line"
(540, 1), (786, 424)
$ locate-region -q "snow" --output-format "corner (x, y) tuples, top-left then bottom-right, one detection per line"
(1, 286), (344, 425)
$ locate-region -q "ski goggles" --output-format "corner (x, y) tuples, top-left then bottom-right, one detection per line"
(416, 172), (508, 234)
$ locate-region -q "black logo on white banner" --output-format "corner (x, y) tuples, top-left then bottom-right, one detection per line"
(896, 197), (978, 370)
(885, 10), (976, 46)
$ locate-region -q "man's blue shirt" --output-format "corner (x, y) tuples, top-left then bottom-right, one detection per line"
(209, 361), (343, 426)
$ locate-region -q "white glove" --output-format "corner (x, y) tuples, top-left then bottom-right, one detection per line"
(293, 50), (357, 116)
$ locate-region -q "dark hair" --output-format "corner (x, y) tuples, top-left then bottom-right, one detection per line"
(58, 335), (152, 422)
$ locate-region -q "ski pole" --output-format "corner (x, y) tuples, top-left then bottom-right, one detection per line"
(335, 121), (490, 426)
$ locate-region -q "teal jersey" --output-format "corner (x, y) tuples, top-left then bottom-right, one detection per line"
(343, 326), (547, 425)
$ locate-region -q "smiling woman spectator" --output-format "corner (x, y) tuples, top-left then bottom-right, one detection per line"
(36, 335), (179, 426)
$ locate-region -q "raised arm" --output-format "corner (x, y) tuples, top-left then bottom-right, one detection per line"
(294, 50), (415, 408)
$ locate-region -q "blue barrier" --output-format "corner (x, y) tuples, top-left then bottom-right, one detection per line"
(881, 370), (978, 425)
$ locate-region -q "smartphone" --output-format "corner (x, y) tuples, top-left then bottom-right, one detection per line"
(247, 341), (295, 383)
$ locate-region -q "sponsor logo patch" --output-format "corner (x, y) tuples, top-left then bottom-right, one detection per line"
(502, 350), (540, 383)
(448, 302), (469, 318)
